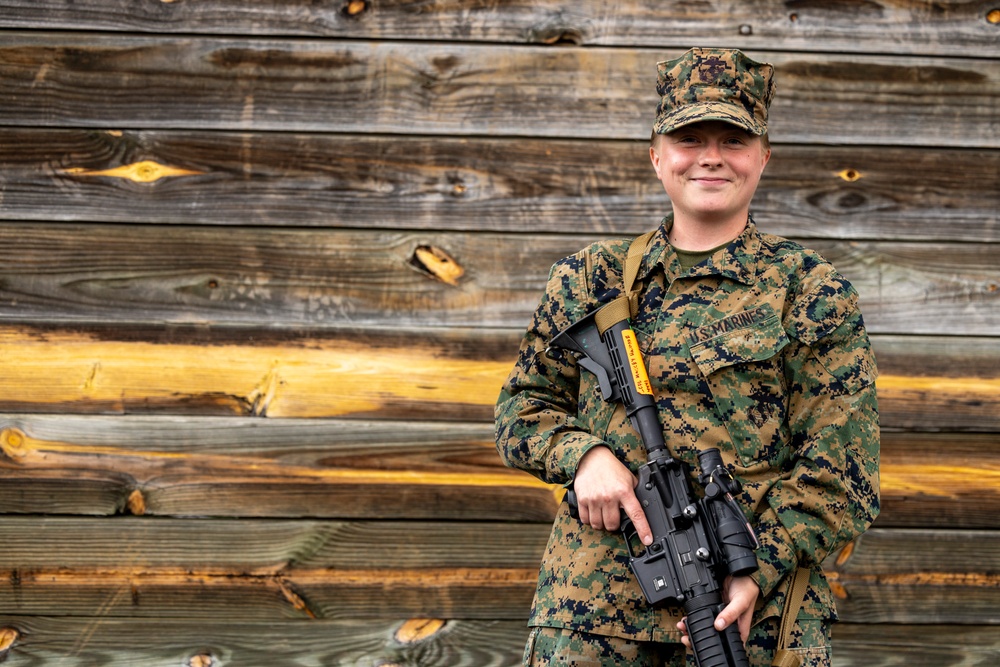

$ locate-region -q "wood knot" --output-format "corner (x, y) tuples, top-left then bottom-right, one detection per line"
(409, 245), (464, 286)
(0, 428), (28, 462)
(343, 0), (367, 16)
(0, 627), (19, 653)
(837, 168), (863, 182)
(394, 618), (446, 643)
(188, 654), (214, 667)
(127, 489), (147, 516)
(988, 9), (1000, 24)
(538, 28), (584, 46)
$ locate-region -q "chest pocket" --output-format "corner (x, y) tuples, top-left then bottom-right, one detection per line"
(688, 304), (790, 467)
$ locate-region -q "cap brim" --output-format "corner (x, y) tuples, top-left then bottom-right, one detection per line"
(654, 101), (765, 136)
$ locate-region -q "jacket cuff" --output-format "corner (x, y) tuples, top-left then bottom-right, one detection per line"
(547, 431), (608, 483)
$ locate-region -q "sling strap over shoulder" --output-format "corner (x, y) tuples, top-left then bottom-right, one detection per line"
(593, 229), (656, 335)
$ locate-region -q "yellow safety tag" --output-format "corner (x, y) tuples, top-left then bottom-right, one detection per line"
(621, 329), (653, 395)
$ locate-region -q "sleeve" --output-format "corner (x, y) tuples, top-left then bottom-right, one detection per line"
(750, 273), (881, 598)
(494, 249), (611, 485)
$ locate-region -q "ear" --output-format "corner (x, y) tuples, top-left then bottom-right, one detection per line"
(760, 146), (772, 173)
(649, 143), (662, 179)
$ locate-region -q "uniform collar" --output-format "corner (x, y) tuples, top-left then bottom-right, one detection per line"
(639, 213), (761, 287)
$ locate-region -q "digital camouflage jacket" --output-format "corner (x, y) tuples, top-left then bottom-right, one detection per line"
(495, 217), (880, 643)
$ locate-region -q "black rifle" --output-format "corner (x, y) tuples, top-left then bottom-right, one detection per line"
(549, 308), (759, 667)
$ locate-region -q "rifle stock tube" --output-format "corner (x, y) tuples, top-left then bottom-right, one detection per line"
(603, 320), (666, 454)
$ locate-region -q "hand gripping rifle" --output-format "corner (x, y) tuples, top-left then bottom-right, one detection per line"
(547, 241), (759, 667)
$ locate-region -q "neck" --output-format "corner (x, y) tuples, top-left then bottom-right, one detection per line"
(668, 212), (749, 251)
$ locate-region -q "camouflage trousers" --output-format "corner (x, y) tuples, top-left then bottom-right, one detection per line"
(522, 618), (831, 667)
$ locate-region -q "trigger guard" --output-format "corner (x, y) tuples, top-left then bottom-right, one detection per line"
(620, 513), (640, 558)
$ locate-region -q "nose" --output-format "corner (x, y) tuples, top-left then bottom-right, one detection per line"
(699, 140), (723, 166)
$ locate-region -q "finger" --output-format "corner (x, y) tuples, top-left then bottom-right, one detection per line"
(714, 607), (734, 632)
(620, 494), (653, 546)
(603, 503), (622, 532)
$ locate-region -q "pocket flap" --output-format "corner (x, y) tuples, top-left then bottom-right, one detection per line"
(689, 304), (789, 376)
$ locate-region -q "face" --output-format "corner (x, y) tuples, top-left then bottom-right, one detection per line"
(649, 121), (771, 229)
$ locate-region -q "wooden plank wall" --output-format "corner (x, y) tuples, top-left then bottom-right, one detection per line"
(0, 1), (998, 665)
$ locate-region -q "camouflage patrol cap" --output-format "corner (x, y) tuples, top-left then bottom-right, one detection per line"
(654, 48), (775, 136)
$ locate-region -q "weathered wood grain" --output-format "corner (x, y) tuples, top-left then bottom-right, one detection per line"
(827, 529), (1000, 624)
(0, 517), (550, 571)
(0, 0), (996, 57)
(1, 567), (537, 621)
(1, 415), (997, 528)
(1, 130), (997, 242)
(0, 521), (993, 623)
(0, 617), (994, 667)
(879, 432), (1000, 530)
(0, 616), (529, 667)
(832, 623), (1000, 667)
(0, 326), (997, 431)
(0, 415), (559, 521)
(1, 224), (997, 335)
(2, 35), (997, 146)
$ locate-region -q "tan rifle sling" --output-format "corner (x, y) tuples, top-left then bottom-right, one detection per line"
(593, 229), (656, 335)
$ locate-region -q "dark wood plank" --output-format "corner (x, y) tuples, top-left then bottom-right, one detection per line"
(832, 623), (1000, 667)
(0, 522), (992, 623)
(2, 415), (997, 528)
(827, 529), (1000, 624)
(0, 617), (994, 667)
(0, 414), (559, 521)
(0, 517), (550, 571)
(879, 432), (1000, 530)
(0, 567), (537, 620)
(1, 224), (998, 335)
(0, 325), (997, 431)
(0, 0), (995, 57)
(1, 35), (997, 146)
(1, 130), (997, 242)
(0, 616), (529, 667)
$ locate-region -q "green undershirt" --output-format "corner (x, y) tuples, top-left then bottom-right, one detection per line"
(673, 239), (732, 270)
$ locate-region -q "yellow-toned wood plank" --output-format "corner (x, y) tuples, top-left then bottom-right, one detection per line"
(1, 326), (998, 433)
(0, 326), (510, 419)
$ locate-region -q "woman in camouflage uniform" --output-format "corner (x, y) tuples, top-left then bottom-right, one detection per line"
(495, 48), (879, 667)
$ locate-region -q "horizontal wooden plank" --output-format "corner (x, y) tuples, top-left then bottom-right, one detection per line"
(0, 414), (559, 521)
(0, 617), (994, 667)
(0, 517), (550, 571)
(1, 36), (997, 146)
(0, 567), (536, 620)
(1, 131), (997, 242)
(832, 623), (1000, 667)
(0, 523), (993, 623)
(0, 616), (529, 667)
(0, 224), (997, 336)
(0, 326), (997, 431)
(827, 529), (1000, 624)
(1, 415), (997, 528)
(0, 0), (995, 57)
(879, 432), (1000, 530)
